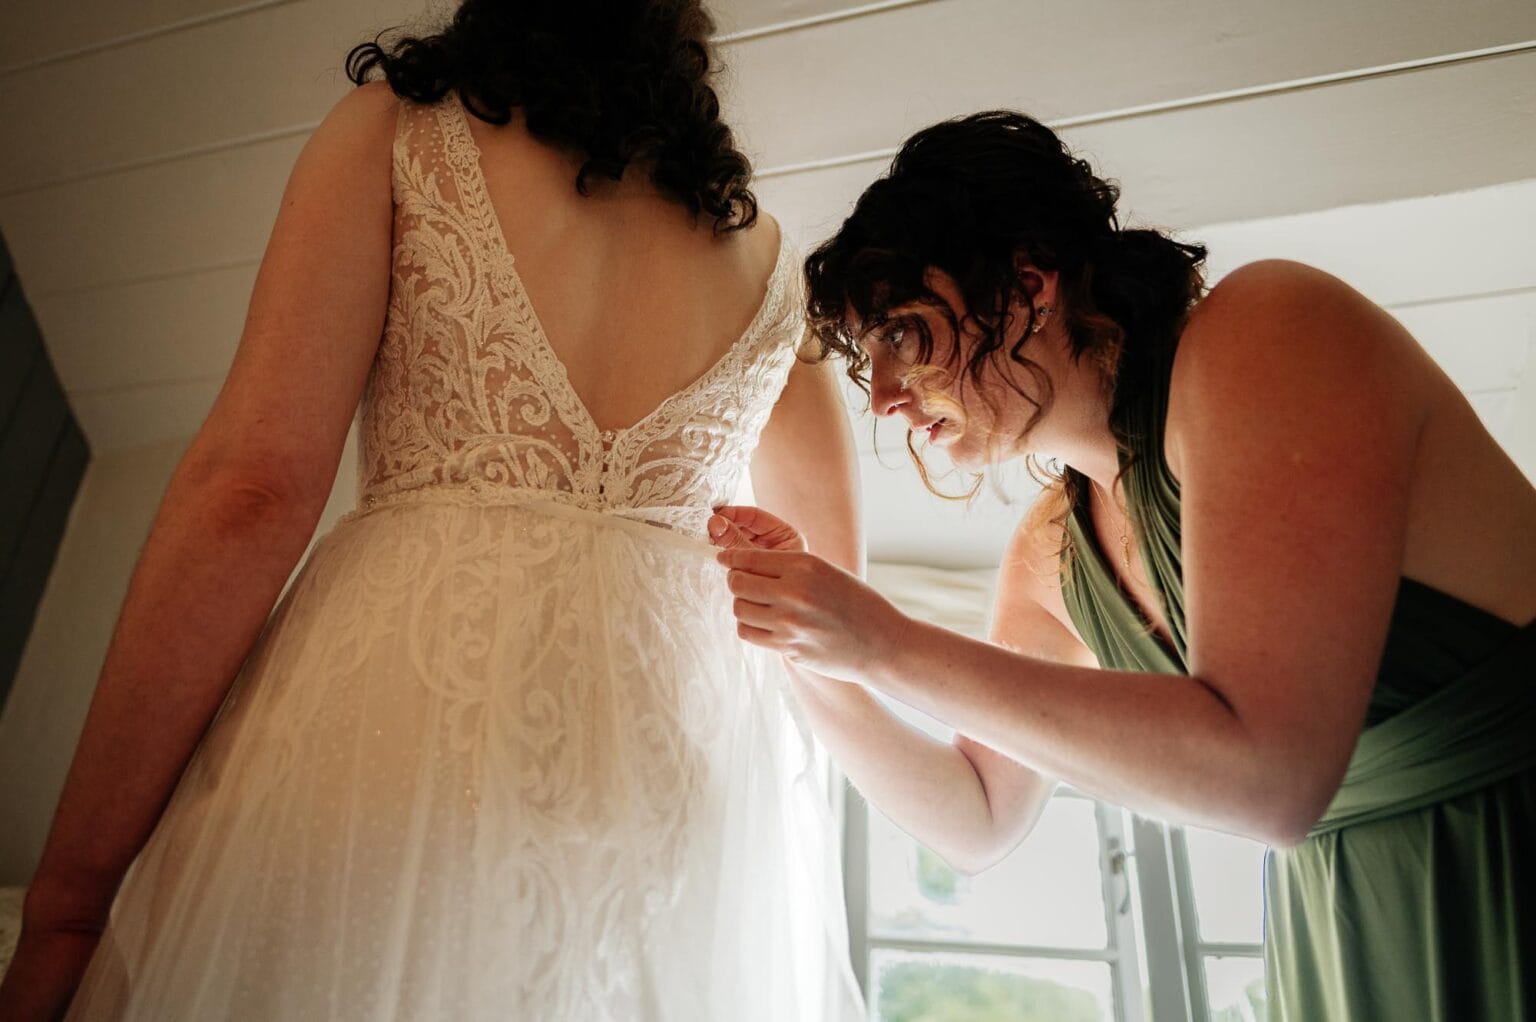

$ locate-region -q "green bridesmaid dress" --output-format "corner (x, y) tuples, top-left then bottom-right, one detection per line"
(1057, 342), (1536, 1021)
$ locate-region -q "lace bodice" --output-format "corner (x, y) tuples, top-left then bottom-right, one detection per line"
(351, 89), (804, 537)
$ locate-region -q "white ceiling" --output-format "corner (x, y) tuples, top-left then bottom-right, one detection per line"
(1, 0), (1533, 567)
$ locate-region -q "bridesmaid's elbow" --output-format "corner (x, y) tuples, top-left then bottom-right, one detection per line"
(1259, 816), (1315, 851)
(1252, 771), (1338, 849)
(938, 845), (1000, 879)
(918, 830), (1007, 879)
(943, 820), (1038, 878)
(1226, 722), (1352, 849)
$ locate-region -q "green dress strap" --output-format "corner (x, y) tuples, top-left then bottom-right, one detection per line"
(1060, 484), (1183, 677)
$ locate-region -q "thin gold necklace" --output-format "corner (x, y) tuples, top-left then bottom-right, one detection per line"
(1094, 481), (1134, 571)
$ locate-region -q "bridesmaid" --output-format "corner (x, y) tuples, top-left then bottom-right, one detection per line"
(708, 111), (1536, 1019)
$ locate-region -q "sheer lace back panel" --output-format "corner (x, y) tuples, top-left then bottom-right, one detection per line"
(352, 90), (803, 537)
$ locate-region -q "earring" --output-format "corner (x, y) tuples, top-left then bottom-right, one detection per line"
(1031, 304), (1053, 334)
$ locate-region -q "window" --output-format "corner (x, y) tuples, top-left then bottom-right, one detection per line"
(846, 785), (1135, 1021)
(844, 789), (1269, 1022)
(1166, 825), (1268, 1021)
(846, 563), (1269, 1021)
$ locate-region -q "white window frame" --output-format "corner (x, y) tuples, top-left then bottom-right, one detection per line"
(842, 781), (1264, 1022)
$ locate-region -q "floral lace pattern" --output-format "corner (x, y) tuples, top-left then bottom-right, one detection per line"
(351, 90), (803, 537)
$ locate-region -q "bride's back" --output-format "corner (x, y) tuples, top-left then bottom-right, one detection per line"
(342, 2), (800, 526)
(460, 108), (784, 434)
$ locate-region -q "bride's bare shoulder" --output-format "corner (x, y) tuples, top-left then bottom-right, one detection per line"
(329, 80), (403, 131)
(737, 207), (785, 272)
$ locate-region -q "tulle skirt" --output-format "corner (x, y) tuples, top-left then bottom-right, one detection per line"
(63, 493), (866, 1021)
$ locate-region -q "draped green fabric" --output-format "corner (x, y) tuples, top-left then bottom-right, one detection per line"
(1312, 621), (1536, 836)
(1057, 350), (1536, 1020)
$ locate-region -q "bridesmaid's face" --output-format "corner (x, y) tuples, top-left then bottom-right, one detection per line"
(857, 266), (1051, 468)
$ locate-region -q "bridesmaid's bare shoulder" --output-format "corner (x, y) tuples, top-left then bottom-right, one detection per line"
(1164, 258), (1425, 483)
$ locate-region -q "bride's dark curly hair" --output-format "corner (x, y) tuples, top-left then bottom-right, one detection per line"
(804, 110), (1207, 510)
(344, 0), (757, 234)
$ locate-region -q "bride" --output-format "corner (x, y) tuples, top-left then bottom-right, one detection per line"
(0, 2), (865, 1019)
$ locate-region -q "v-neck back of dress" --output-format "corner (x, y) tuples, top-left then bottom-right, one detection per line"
(442, 89), (789, 442)
(349, 91), (805, 537)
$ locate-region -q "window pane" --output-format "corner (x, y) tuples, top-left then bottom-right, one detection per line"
(1183, 826), (1267, 944)
(1204, 955), (1268, 1022)
(870, 949), (1115, 1022)
(868, 796), (1106, 949)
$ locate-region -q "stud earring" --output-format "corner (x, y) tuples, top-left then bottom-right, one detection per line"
(1031, 304), (1053, 334)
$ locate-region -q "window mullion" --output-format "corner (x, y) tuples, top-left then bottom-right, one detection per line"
(842, 778), (871, 999)
(1128, 815), (1196, 1022)
(1167, 827), (1211, 1022)
(1097, 802), (1144, 1022)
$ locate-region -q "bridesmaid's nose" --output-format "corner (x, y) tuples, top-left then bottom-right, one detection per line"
(870, 364), (910, 418)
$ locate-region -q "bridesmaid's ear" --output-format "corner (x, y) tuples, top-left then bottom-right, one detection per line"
(1011, 250), (1059, 314)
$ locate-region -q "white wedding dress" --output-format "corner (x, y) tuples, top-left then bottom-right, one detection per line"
(63, 89), (865, 1021)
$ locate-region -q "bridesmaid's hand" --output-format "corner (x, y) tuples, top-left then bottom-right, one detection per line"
(707, 505), (908, 683)
(706, 504), (806, 553)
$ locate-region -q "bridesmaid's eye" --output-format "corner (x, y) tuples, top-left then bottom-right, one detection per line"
(884, 325), (907, 347)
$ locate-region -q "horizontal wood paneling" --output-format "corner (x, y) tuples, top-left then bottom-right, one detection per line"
(711, 0), (925, 38)
(1196, 179), (1536, 306)
(68, 376), (223, 453)
(6, 1), (1534, 200)
(718, 0), (1536, 171)
(31, 263), (256, 393)
(0, 134), (303, 297)
(0, 0), (420, 192)
(0, 0), (297, 70)
(756, 49), (1536, 249)
(1393, 293), (1535, 395)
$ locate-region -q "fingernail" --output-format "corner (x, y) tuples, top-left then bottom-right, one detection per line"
(707, 514), (726, 537)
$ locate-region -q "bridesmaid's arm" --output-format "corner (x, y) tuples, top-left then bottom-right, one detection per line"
(15, 84), (400, 936)
(747, 350), (1056, 873)
(951, 506), (1103, 863)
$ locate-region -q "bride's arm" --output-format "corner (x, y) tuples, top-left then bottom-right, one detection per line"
(10, 84), (399, 951)
(747, 349), (1055, 874)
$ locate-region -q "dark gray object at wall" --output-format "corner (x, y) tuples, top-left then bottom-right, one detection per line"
(0, 229), (92, 712)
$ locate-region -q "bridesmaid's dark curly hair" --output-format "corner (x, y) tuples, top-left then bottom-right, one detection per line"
(344, 0), (757, 234)
(804, 110), (1207, 505)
